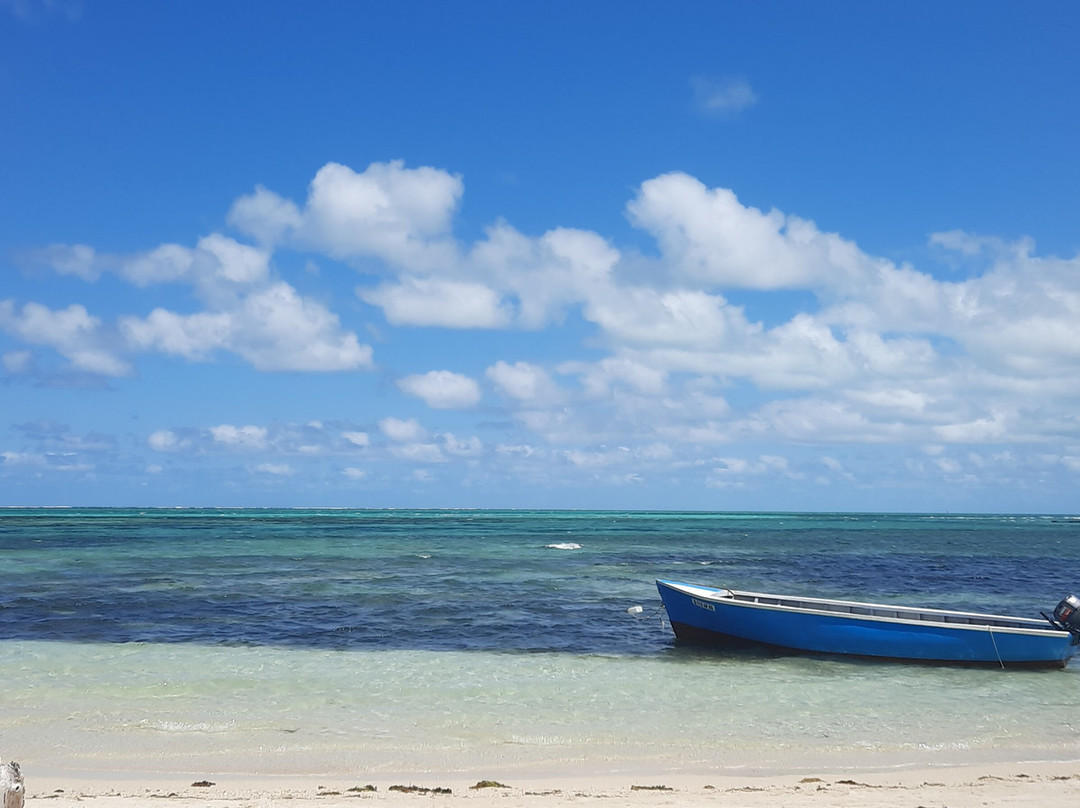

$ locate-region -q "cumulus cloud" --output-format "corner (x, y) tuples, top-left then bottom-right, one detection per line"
(229, 160), (463, 270)
(397, 370), (481, 409)
(360, 276), (512, 328)
(0, 299), (130, 376)
(11, 158), (1080, 502)
(466, 224), (619, 329)
(561, 357), (668, 399)
(626, 172), (875, 291)
(118, 277), (372, 372)
(148, 430), (187, 452)
(229, 163), (623, 332)
(222, 283), (372, 371)
(379, 417), (426, 443)
(33, 235), (270, 295)
(584, 286), (748, 348)
(486, 360), (559, 402)
(21, 227), (372, 375)
(226, 185), (303, 245)
(120, 309), (232, 361)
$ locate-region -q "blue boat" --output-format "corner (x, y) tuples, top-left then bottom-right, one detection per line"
(656, 580), (1080, 669)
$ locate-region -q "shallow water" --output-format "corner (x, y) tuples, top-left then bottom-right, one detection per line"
(2, 509), (1079, 777)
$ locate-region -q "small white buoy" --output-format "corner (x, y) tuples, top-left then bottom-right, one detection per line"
(626, 605), (644, 614)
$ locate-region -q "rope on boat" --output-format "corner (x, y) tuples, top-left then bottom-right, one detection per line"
(987, 625), (1005, 669)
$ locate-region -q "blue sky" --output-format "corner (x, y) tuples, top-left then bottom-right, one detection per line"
(2, 1), (1079, 511)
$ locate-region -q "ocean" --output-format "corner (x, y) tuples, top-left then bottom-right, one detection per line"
(1, 509), (1079, 780)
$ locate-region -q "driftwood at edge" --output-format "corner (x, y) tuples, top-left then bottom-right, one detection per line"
(1, 761), (24, 808)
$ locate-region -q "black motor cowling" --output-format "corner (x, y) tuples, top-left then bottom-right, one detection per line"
(1053, 595), (1080, 634)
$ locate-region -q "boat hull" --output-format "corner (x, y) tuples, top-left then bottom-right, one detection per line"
(657, 580), (1079, 669)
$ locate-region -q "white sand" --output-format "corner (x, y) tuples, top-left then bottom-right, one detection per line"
(18, 761), (1080, 808)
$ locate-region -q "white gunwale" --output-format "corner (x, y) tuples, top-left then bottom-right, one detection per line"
(659, 580), (1066, 637)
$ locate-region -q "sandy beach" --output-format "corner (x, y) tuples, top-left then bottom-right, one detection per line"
(13, 761), (1080, 808)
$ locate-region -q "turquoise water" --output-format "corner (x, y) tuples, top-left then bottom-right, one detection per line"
(2, 509), (1079, 778)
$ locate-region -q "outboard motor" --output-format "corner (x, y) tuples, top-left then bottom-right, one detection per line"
(1052, 595), (1080, 635)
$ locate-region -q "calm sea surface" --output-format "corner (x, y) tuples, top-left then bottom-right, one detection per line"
(2, 509), (1079, 779)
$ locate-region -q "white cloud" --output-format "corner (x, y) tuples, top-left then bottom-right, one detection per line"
(564, 447), (630, 469)
(46, 234), (269, 296)
(342, 431), (370, 447)
(692, 75), (759, 116)
(1, 450), (46, 467)
(747, 314), (854, 390)
(560, 357), (667, 398)
(584, 286), (748, 348)
(210, 424), (269, 450)
(148, 430), (187, 452)
(229, 160), (463, 270)
(360, 276), (512, 328)
(934, 414), (1009, 443)
(467, 224), (619, 329)
(194, 233), (270, 287)
(930, 229), (1012, 257)
(121, 309), (233, 361)
(441, 433), (482, 456)
(397, 370), (481, 409)
(120, 281), (373, 371)
(486, 360), (557, 402)
(705, 454), (792, 487)
(142, 421), (397, 461)
(118, 243), (196, 287)
(342, 466), (367, 480)
(226, 184), (303, 245)
(0, 450), (91, 473)
(24, 229), (370, 375)
(379, 417), (426, 443)
(226, 283), (373, 371)
(496, 443), (538, 458)
(626, 172), (874, 291)
(13, 158), (1080, 504)
(0, 300), (130, 376)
